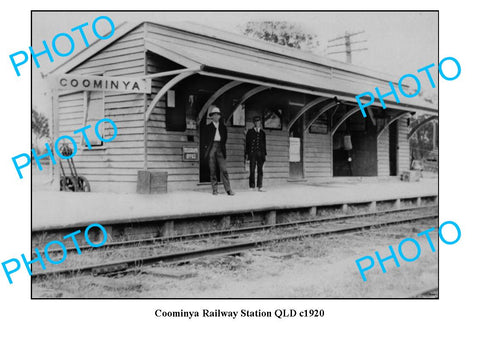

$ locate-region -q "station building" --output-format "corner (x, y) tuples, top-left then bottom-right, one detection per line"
(49, 21), (438, 193)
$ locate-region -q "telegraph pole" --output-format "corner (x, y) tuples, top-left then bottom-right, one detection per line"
(327, 30), (367, 63)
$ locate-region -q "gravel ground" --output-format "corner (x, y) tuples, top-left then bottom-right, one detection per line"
(32, 219), (438, 298)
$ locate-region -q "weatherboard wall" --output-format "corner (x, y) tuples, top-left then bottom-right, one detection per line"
(377, 127), (390, 177)
(57, 24), (147, 193)
(376, 116), (411, 177)
(397, 117), (410, 173)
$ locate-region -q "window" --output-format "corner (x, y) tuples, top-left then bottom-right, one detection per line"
(83, 90), (105, 148)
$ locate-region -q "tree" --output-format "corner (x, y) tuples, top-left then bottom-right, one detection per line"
(409, 115), (436, 160)
(241, 21), (320, 51)
(32, 108), (50, 154)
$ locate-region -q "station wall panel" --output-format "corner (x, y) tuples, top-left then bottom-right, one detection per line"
(57, 24), (147, 193)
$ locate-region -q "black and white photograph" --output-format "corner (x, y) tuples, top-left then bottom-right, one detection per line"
(3, 1), (480, 339)
(28, 10), (441, 299)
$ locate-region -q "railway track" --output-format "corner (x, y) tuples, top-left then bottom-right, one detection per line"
(32, 205), (438, 280)
(39, 205), (436, 255)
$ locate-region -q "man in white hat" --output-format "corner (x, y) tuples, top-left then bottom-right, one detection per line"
(201, 106), (234, 196)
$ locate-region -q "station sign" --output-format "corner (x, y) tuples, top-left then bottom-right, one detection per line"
(183, 146), (199, 161)
(49, 74), (152, 94)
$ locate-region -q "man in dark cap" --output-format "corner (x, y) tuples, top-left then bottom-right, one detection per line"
(245, 116), (267, 191)
(202, 106), (234, 196)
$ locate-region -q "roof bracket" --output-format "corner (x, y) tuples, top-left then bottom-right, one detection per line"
(377, 111), (413, 140)
(304, 100), (339, 132)
(331, 106), (362, 136)
(145, 69), (199, 122)
(407, 115), (438, 140)
(287, 97), (329, 131)
(225, 85), (270, 123)
(196, 80), (243, 124)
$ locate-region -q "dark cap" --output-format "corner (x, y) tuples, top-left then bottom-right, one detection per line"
(253, 116), (261, 122)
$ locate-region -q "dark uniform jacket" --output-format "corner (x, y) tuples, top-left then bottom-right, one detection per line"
(202, 121), (228, 159)
(245, 128), (267, 160)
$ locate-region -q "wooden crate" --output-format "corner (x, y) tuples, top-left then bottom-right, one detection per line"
(137, 171), (168, 194)
(400, 170), (421, 182)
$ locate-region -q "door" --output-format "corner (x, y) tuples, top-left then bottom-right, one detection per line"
(389, 120), (398, 176)
(289, 116), (304, 179)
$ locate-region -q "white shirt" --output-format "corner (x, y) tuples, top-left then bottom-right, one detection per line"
(213, 121), (221, 141)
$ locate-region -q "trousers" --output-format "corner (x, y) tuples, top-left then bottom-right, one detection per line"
(209, 141), (231, 192)
(249, 151), (265, 188)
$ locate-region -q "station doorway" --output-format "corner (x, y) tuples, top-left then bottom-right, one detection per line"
(333, 112), (377, 176)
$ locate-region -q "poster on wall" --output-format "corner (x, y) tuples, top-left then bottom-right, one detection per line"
(263, 108), (282, 130)
(289, 137), (301, 162)
(186, 94), (197, 129)
(232, 102), (245, 126)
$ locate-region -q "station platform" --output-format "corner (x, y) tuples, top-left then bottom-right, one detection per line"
(33, 177), (438, 232)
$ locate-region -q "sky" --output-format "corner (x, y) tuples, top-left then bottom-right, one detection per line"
(30, 11), (438, 116)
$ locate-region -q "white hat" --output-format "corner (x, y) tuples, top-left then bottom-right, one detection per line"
(209, 106), (221, 117)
